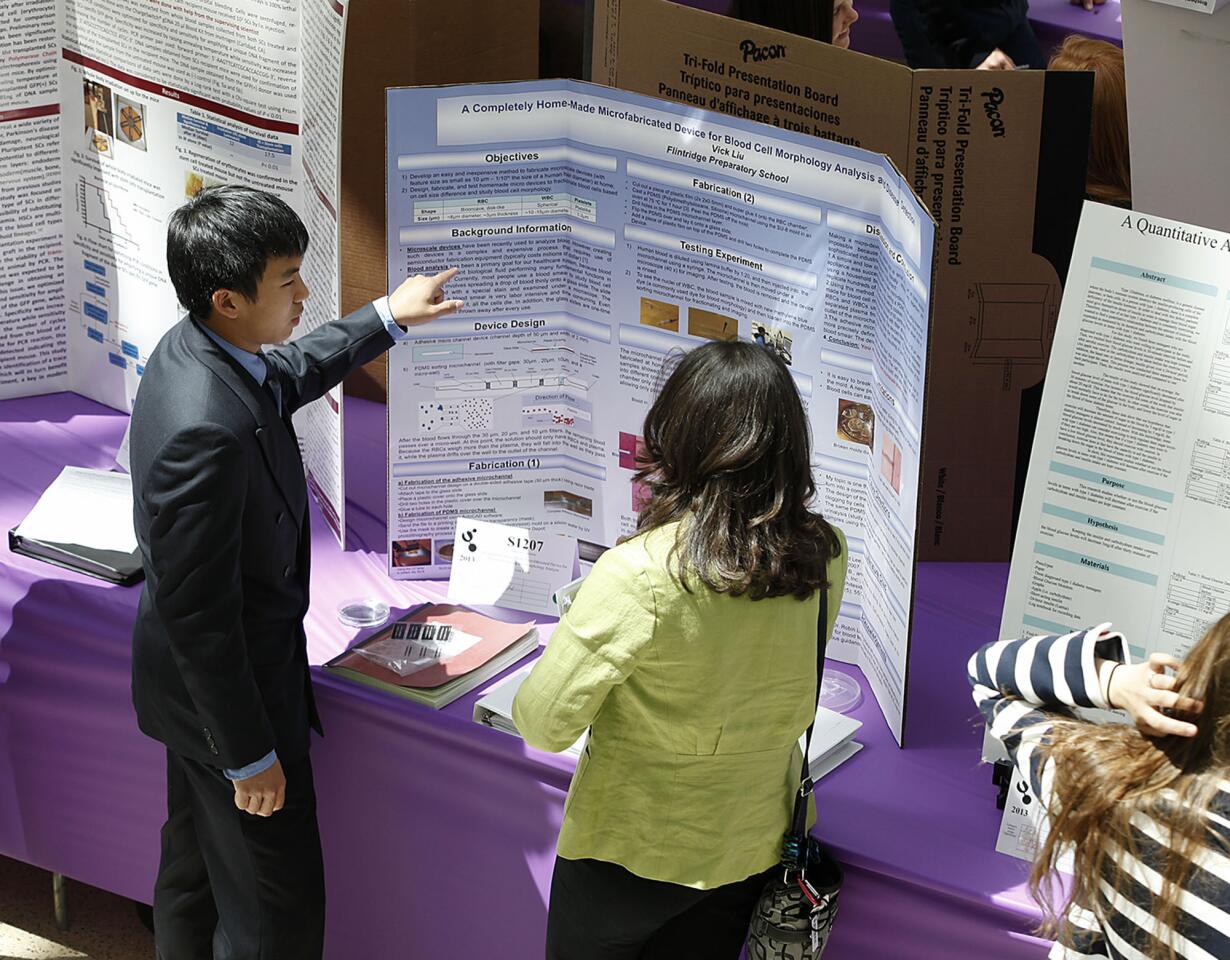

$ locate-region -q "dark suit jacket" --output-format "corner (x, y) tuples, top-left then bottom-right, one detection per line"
(130, 304), (393, 769)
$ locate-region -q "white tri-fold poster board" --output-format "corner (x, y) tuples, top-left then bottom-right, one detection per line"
(1, 0), (351, 541)
(995, 202), (1230, 850)
(1002, 202), (1230, 662)
(384, 79), (936, 743)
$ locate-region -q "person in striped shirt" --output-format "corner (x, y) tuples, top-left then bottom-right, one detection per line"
(969, 619), (1230, 960)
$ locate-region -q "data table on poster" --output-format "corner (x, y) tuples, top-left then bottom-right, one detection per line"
(412, 193), (597, 224)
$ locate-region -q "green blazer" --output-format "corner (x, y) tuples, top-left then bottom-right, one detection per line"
(513, 521), (847, 889)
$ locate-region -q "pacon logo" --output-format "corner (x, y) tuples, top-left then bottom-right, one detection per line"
(982, 87), (1006, 138)
(740, 38), (786, 63)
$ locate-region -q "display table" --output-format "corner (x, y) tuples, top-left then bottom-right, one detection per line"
(676, 0), (1123, 63)
(0, 392), (1051, 958)
(845, 0), (1122, 64)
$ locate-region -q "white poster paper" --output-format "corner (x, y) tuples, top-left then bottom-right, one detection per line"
(0, 0), (66, 400)
(386, 79), (936, 743)
(292, 0), (349, 540)
(445, 517), (577, 617)
(1002, 202), (1230, 664)
(995, 766), (1074, 872)
(15, 466), (135, 553)
(0, 0), (352, 543)
(57, 0), (304, 414)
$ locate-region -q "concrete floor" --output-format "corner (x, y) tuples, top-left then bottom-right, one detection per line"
(0, 856), (152, 959)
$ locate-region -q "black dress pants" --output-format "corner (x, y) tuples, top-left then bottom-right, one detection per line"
(152, 750), (325, 960)
(546, 856), (776, 960)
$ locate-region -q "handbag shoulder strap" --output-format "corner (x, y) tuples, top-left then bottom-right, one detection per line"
(786, 581), (829, 843)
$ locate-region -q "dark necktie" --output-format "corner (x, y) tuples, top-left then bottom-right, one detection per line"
(258, 352), (282, 418)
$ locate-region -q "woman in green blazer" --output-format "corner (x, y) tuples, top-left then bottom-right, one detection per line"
(513, 340), (848, 959)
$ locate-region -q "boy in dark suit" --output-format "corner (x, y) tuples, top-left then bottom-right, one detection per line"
(129, 185), (461, 959)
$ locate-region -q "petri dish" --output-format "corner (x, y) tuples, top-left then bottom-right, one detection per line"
(818, 668), (862, 714)
(337, 599), (390, 629)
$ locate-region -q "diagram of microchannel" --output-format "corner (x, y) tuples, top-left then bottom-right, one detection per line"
(417, 368), (594, 437)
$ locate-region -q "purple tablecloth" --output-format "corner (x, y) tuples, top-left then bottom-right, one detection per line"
(846, 0), (1122, 62)
(0, 392), (1051, 958)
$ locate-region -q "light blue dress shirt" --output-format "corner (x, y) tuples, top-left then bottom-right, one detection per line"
(199, 296), (405, 780)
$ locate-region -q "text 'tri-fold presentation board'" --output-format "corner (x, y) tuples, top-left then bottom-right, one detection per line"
(588, 0), (1094, 561)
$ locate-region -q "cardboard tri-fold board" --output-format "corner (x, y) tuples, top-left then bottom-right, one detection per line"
(340, 0), (540, 400)
(589, 0), (1093, 560)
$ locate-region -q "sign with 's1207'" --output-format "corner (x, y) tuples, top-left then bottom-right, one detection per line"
(446, 517), (577, 618)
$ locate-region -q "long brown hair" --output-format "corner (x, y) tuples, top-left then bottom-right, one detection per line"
(1048, 36), (1131, 207)
(633, 340), (841, 600)
(1032, 615), (1230, 957)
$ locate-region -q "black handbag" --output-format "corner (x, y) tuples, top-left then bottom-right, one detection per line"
(746, 586), (843, 959)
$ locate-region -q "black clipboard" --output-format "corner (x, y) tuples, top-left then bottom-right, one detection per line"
(8, 528), (144, 586)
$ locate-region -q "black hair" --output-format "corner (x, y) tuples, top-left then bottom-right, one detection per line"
(166, 184), (309, 319)
(635, 340), (841, 600)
